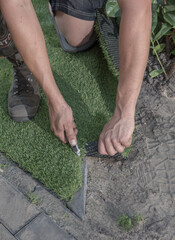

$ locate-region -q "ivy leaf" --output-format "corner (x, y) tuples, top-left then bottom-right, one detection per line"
(170, 49), (175, 56)
(173, 32), (175, 43)
(105, 0), (120, 18)
(163, 5), (175, 13)
(153, 23), (172, 41)
(152, 10), (158, 33)
(152, 43), (166, 55)
(166, 0), (175, 5)
(152, 3), (159, 12)
(149, 69), (164, 78)
(163, 11), (175, 26)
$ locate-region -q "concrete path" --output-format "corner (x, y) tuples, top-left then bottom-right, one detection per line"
(0, 156), (75, 240)
(0, 153), (101, 240)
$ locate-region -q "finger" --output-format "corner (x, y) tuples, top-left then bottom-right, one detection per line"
(120, 135), (132, 148)
(53, 123), (68, 143)
(127, 136), (132, 147)
(65, 125), (77, 146)
(55, 129), (68, 143)
(111, 138), (125, 153)
(73, 122), (77, 129)
(98, 136), (108, 155)
(104, 137), (118, 156)
(73, 121), (78, 135)
(74, 128), (78, 135)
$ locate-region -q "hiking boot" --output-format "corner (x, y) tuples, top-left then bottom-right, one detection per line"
(7, 53), (41, 122)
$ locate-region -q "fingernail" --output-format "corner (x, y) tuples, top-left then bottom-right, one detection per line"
(70, 139), (77, 146)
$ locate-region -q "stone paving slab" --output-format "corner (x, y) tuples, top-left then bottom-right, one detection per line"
(15, 213), (75, 240)
(0, 224), (17, 240)
(0, 153), (37, 194)
(0, 176), (40, 234)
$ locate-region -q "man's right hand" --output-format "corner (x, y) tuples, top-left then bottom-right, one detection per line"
(48, 100), (78, 146)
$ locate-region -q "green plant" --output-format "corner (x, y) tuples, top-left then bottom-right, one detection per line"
(132, 215), (144, 226)
(26, 192), (41, 205)
(117, 214), (144, 231)
(151, 0), (175, 77)
(105, 0), (175, 78)
(152, 0), (175, 55)
(0, 163), (8, 170)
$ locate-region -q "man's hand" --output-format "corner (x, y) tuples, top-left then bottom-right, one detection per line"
(98, 112), (134, 156)
(48, 100), (78, 146)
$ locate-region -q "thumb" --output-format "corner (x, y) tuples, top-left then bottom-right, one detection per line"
(66, 127), (77, 146)
(69, 138), (77, 146)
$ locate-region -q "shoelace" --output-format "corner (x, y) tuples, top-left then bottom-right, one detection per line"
(13, 69), (34, 95)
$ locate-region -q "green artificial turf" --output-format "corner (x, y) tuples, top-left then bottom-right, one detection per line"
(0, 0), (123, 200)
(94, 21), (119, 78)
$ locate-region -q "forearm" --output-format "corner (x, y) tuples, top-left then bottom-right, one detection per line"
(116, 0), (152, 117)
(0, 0), (64, 105)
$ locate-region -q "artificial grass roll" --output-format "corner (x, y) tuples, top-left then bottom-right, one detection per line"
(95, 13), (119, 78)
(0, 0), (119, 200)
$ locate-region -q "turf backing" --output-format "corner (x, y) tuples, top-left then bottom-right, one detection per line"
(0, 0), (119, 200)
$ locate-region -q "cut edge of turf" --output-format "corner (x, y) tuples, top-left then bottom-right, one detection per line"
(94, 21), (119, 79)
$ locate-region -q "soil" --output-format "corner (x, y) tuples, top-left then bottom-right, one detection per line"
(83, 55), (175, 240)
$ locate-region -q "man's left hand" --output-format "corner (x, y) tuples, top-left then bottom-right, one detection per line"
(98, 114), (134, 156)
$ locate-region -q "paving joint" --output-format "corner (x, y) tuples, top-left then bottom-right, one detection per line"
(14, 212), (43, 236)
(15, 212), (76, 240)
(0, 222), (15, 236)
(0, 223), (18, 240)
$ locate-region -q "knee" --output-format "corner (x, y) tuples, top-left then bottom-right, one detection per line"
(65, 33), (91, 48)
(65, 37), (83, 48)
(54, 11), (94, 48)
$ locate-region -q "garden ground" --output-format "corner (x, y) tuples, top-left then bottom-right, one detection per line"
(0, 0), (175, 238)
(1, 64), (175, 239)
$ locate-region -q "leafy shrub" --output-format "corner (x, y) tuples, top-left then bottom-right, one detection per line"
(105, 0), (175, 77)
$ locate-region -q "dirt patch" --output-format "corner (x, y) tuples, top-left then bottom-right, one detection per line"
(83, 57), (175, 239)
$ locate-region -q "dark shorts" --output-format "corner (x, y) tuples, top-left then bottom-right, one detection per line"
(49, 0), (106, 21)
(0, 11), (17, 57)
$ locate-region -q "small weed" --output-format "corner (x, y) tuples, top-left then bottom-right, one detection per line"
(0, 163), (8, 171)
(26, 192), (41, 205)
(61, 213), (69, 221)
(117, 214), (144, 231)
(132, 215), (144, 226)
